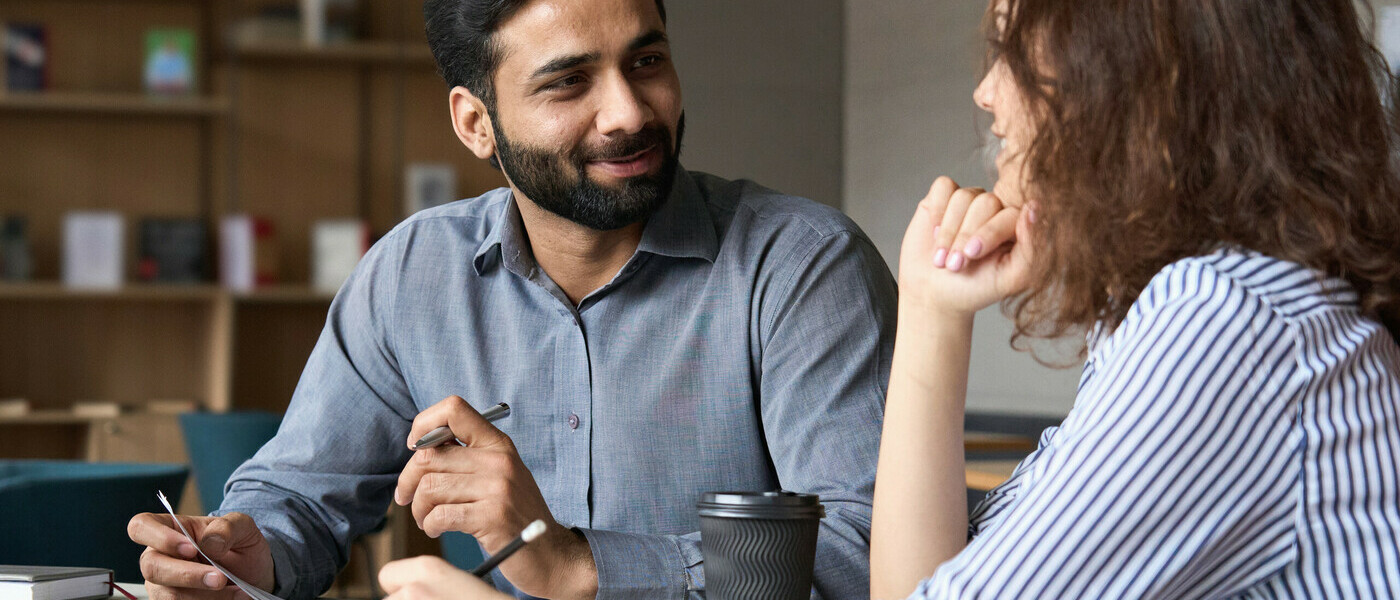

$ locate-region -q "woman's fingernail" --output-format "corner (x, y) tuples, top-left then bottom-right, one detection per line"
(394, 489), (404, 506)
(932, 226), (941, 238)
(204, 572), (222, 589)
(933, 248), (948, 268)
(964, 238), (983, 258)
(1028, 207), (1038, 223)
(948, 251), (966, 272)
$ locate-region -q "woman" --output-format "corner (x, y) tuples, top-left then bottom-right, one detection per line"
(872, 0), (1400, 598)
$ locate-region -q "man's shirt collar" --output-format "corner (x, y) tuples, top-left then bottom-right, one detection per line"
(472, 167), (718, 277)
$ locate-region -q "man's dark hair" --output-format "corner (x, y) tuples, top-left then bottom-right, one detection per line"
(423, 0), (667, 108)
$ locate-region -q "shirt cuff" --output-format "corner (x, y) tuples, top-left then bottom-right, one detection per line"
(263, 536), (300, 600)
(576, 528), (704, 600)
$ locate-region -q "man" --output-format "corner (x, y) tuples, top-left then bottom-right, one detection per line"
(128, 0), (896, 598)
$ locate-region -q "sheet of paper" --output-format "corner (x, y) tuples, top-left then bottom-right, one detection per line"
(156, 491), (284, 600)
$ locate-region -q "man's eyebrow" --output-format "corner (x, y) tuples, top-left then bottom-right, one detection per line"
(529, 52), (601, 81)
(526, 31), (668, 82)
(628, 30), (668, 52)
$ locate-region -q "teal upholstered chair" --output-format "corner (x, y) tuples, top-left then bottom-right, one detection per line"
(178, 411), (399, 596)
(0, 460), (189, 582)
(177, 411), (283, 513)
(440, 532), (485, 570)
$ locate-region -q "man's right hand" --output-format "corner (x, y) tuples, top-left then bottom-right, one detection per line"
(127, 512), (275, 600)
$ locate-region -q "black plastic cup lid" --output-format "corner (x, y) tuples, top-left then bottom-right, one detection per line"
(697, 490), (826, 520)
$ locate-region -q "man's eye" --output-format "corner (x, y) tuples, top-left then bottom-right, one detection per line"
(550, 75), (585, 89)
(633, 55), (661, 69)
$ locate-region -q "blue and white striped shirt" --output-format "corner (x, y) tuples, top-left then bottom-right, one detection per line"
(913, 248), (1400, 599)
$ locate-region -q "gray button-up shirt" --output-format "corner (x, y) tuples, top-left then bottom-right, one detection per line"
(220, 168), (897, 600)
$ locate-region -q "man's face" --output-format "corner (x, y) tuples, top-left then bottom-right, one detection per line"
(488, 0), (684, 231)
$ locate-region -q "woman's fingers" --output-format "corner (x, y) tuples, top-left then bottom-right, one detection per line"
(919, 176), (960, 226)
(934, 187), (985, 267)
(946, 193), (1004, 271)
(957, 206), (1019, 262)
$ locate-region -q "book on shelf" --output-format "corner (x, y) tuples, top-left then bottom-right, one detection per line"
(0, 566), (113, 600)
(311, 219), (368, 294)
(220, 215), (278, 292)
(404, 163), (457, 217)
(144, 28), (197, 96)
(71, 401), (123, 419)
(62, 212), (124, 290)
(0, 215), (32, 282)
(300, 0), (360, 45)
(3, 23), (49, 92)
(138, 218), (208, 283)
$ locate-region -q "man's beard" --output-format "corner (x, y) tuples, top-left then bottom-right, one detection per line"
(493, 114), (685, 231)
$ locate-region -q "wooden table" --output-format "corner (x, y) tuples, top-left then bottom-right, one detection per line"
(964, 431), (1037, 453)
(965, 460), (1022, 492)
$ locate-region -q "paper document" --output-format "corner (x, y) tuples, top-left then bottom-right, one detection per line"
(156, 491), (284, 600)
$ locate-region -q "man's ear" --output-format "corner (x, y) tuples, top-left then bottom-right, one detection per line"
(449, 86), (497, 162)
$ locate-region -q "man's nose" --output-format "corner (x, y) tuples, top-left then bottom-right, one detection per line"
(594, 74), (652, 136)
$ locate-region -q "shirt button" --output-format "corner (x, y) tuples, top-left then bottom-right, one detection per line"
(567, 413), (580, 430)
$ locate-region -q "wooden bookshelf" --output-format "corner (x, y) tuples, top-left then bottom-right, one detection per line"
(233, 285), (336, 304)
(0, 0), (484, 582)
(0, 92), (229, 117)
(0, 282), (221, 301)
(0, 282), (335, 303)
(230, 40), (436, 66)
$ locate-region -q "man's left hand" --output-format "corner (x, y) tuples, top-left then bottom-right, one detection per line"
(395, 396), (598, 600)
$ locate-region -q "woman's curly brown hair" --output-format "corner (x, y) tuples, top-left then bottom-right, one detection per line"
(991, 0), (1400, 350)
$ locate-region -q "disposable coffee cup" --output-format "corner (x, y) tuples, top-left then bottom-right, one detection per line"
(697, 491), (825, 600)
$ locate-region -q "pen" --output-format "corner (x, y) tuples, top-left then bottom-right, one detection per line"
(411, 402), (511, 450)
(471, 520), (547, 578)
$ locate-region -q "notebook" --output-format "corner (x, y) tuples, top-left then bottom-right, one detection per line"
(0, 566), (112, 600)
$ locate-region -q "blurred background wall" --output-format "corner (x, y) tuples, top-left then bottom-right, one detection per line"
(676, 0), (1079, 416)
(843, 1), (1081, 416)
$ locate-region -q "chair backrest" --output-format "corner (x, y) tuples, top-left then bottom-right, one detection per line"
(439, 531), (485, 570)
(178, 411), (282, 514)
(0, 460), (188, 582)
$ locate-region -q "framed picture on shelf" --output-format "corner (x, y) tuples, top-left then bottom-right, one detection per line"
(137, 218), (208, 283)
(62, 211), (125, 290)
(144, 28), (196, 95)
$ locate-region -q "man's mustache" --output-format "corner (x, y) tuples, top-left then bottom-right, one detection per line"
(575, 127), (672, 163)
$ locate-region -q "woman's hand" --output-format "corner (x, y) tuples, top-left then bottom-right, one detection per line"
(898, 176), (1036, 318)
(379, 556), (512, 600)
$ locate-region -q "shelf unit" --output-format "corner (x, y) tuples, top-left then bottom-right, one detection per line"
(0, 0), (503, 422)
(0, 0), (505, 561)
(0, 91), (231, 116)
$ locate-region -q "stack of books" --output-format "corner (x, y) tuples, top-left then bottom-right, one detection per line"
(0, 566), (113, 600)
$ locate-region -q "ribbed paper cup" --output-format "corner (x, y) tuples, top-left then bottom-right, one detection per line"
(698, 491), (825, 600)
